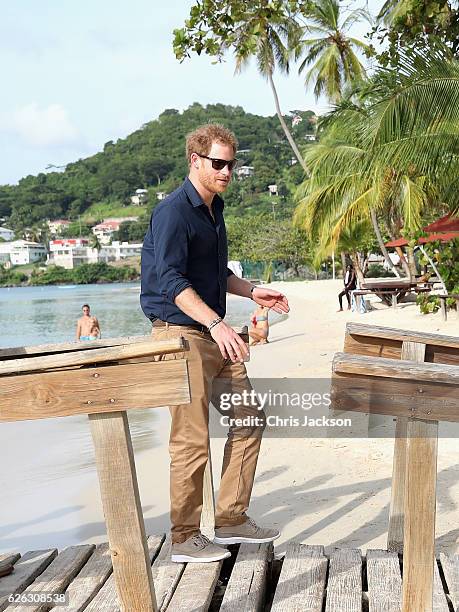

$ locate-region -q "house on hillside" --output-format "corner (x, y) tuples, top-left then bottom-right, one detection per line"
(48, 238), (142, 269)
(0, 227), (15, 241)
(92, 220), (121, 244)
(0, 240), (47, 265)
(47, 219), (71, 235)
(102, 241), (143, 261)
(48, 238), (96, 269)
(130, 189), (148, 206)
(236, 165), (254, 179)
(92, 217), (139, 245)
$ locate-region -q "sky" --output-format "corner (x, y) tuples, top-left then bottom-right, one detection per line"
(0, 0), (384, 185)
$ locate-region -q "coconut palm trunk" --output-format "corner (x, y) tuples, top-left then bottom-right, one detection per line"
(267, 71), (309, 175)
(370, 209), (401, 277)
(350, 251), (366, 286)
(395, 246), (412, 278)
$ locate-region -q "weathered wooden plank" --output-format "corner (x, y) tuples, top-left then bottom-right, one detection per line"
(345, 323), (459, 351)
(0, 550), (57, 611)
(331, 373), (459, 422)
(0, 339), (187, 376)
(402, 419), (438, 611)
(0, 554), (20, 578)
(333, 352), (459, 385)
(64, 543), (113, 612)
(0, 336), (150, 359)
(345, 331), (459, 367)
(90, 411), (158, 612)
(388, 340), (426, 554)
(439, 553), (459, 610)
(271, 544), (327, 612)
(366, 549), (402, 612)
(84, 535), (164, 612)
(325, 548), (362, 612)
(151, 536), (185, 612)
(6, 545), (94, 612)
(387, 418), (408, 553)
(0, 360), (190, 421)
(220, 543), (272, 612)
(0, 328), (248, 360)
(166, 559), (223, 612)
(0, 554), (20, 567)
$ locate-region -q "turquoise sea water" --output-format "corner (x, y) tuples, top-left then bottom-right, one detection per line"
(0, 282), (267, 348)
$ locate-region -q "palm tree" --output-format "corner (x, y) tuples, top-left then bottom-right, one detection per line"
(228, 7), (309, 173)
(297, 0), (372, 103)
(376, 0), (414, 26)
(91, 233), (102, 252)
(294, 47), (459, 280)
(311, 216), (372, 285)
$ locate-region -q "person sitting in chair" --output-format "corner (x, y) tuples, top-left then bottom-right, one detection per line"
(338, 264), (357, 311)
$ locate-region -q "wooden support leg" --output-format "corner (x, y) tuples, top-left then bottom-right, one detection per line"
(440, 298), (447, 322)
(402, 418), (438, 612)
(392, 294), (398, 309)
(387, 340), (424, 553)
(200, 443), (215, 538)
(387, 417), (407, 553)
(89, 411), (158, 612)
(399, 340), (438, 612)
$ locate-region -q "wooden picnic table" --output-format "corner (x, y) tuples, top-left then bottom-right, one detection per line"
(361, 279), (433, 307)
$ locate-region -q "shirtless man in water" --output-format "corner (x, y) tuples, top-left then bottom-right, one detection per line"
(76, 304), (101, 341)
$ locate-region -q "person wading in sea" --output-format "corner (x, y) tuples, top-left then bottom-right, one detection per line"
(76, 304), (101, 341)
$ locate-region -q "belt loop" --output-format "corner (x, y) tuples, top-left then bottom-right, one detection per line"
(166, 322), (169, 330)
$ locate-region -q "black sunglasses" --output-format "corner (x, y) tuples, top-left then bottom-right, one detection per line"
(196, 154), (238, 171)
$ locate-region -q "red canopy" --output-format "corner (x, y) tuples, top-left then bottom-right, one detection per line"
(424, 214), (459, 233)
(385, 214), (459, 247)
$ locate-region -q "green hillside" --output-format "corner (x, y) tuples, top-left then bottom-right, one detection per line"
(0, 103), (316, 230)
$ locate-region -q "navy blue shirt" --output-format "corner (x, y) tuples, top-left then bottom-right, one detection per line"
(140, 178), (234, 325)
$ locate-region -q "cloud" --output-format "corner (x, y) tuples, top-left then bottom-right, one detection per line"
(10, 103), (79, 147)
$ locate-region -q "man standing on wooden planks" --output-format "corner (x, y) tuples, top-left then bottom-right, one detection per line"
(141, 124), (289, 563)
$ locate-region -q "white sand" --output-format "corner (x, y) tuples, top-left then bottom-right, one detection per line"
(0, 279), (457, 556)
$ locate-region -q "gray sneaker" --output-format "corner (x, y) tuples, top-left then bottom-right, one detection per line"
(214, 517), (280, 545)
(171, 533), (231, 563)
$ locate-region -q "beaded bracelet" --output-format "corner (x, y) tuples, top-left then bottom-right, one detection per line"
(207, 316), (223, 332)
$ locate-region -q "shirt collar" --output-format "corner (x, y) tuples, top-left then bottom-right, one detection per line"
(183, 177), (224, 210)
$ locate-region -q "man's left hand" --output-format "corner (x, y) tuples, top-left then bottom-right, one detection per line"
(252, 287), (290, 313)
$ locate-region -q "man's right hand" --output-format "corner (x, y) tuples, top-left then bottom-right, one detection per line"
(210, 321), (249, 363)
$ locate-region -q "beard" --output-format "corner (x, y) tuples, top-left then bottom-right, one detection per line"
(199, 168), (230, 194)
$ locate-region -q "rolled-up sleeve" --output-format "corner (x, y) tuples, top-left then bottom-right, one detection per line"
(151, 205), (192, 302)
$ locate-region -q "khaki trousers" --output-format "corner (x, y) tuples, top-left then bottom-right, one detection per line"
(152, 323), (266, 544)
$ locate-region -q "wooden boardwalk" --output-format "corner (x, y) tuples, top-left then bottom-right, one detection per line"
(0, 537), (458, 611)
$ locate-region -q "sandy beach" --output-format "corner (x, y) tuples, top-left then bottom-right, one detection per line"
(1, 279), (458, 557)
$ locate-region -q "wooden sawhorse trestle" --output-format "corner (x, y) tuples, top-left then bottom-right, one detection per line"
(0, 335), (191, 612)
(331, 323), (459, 612)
